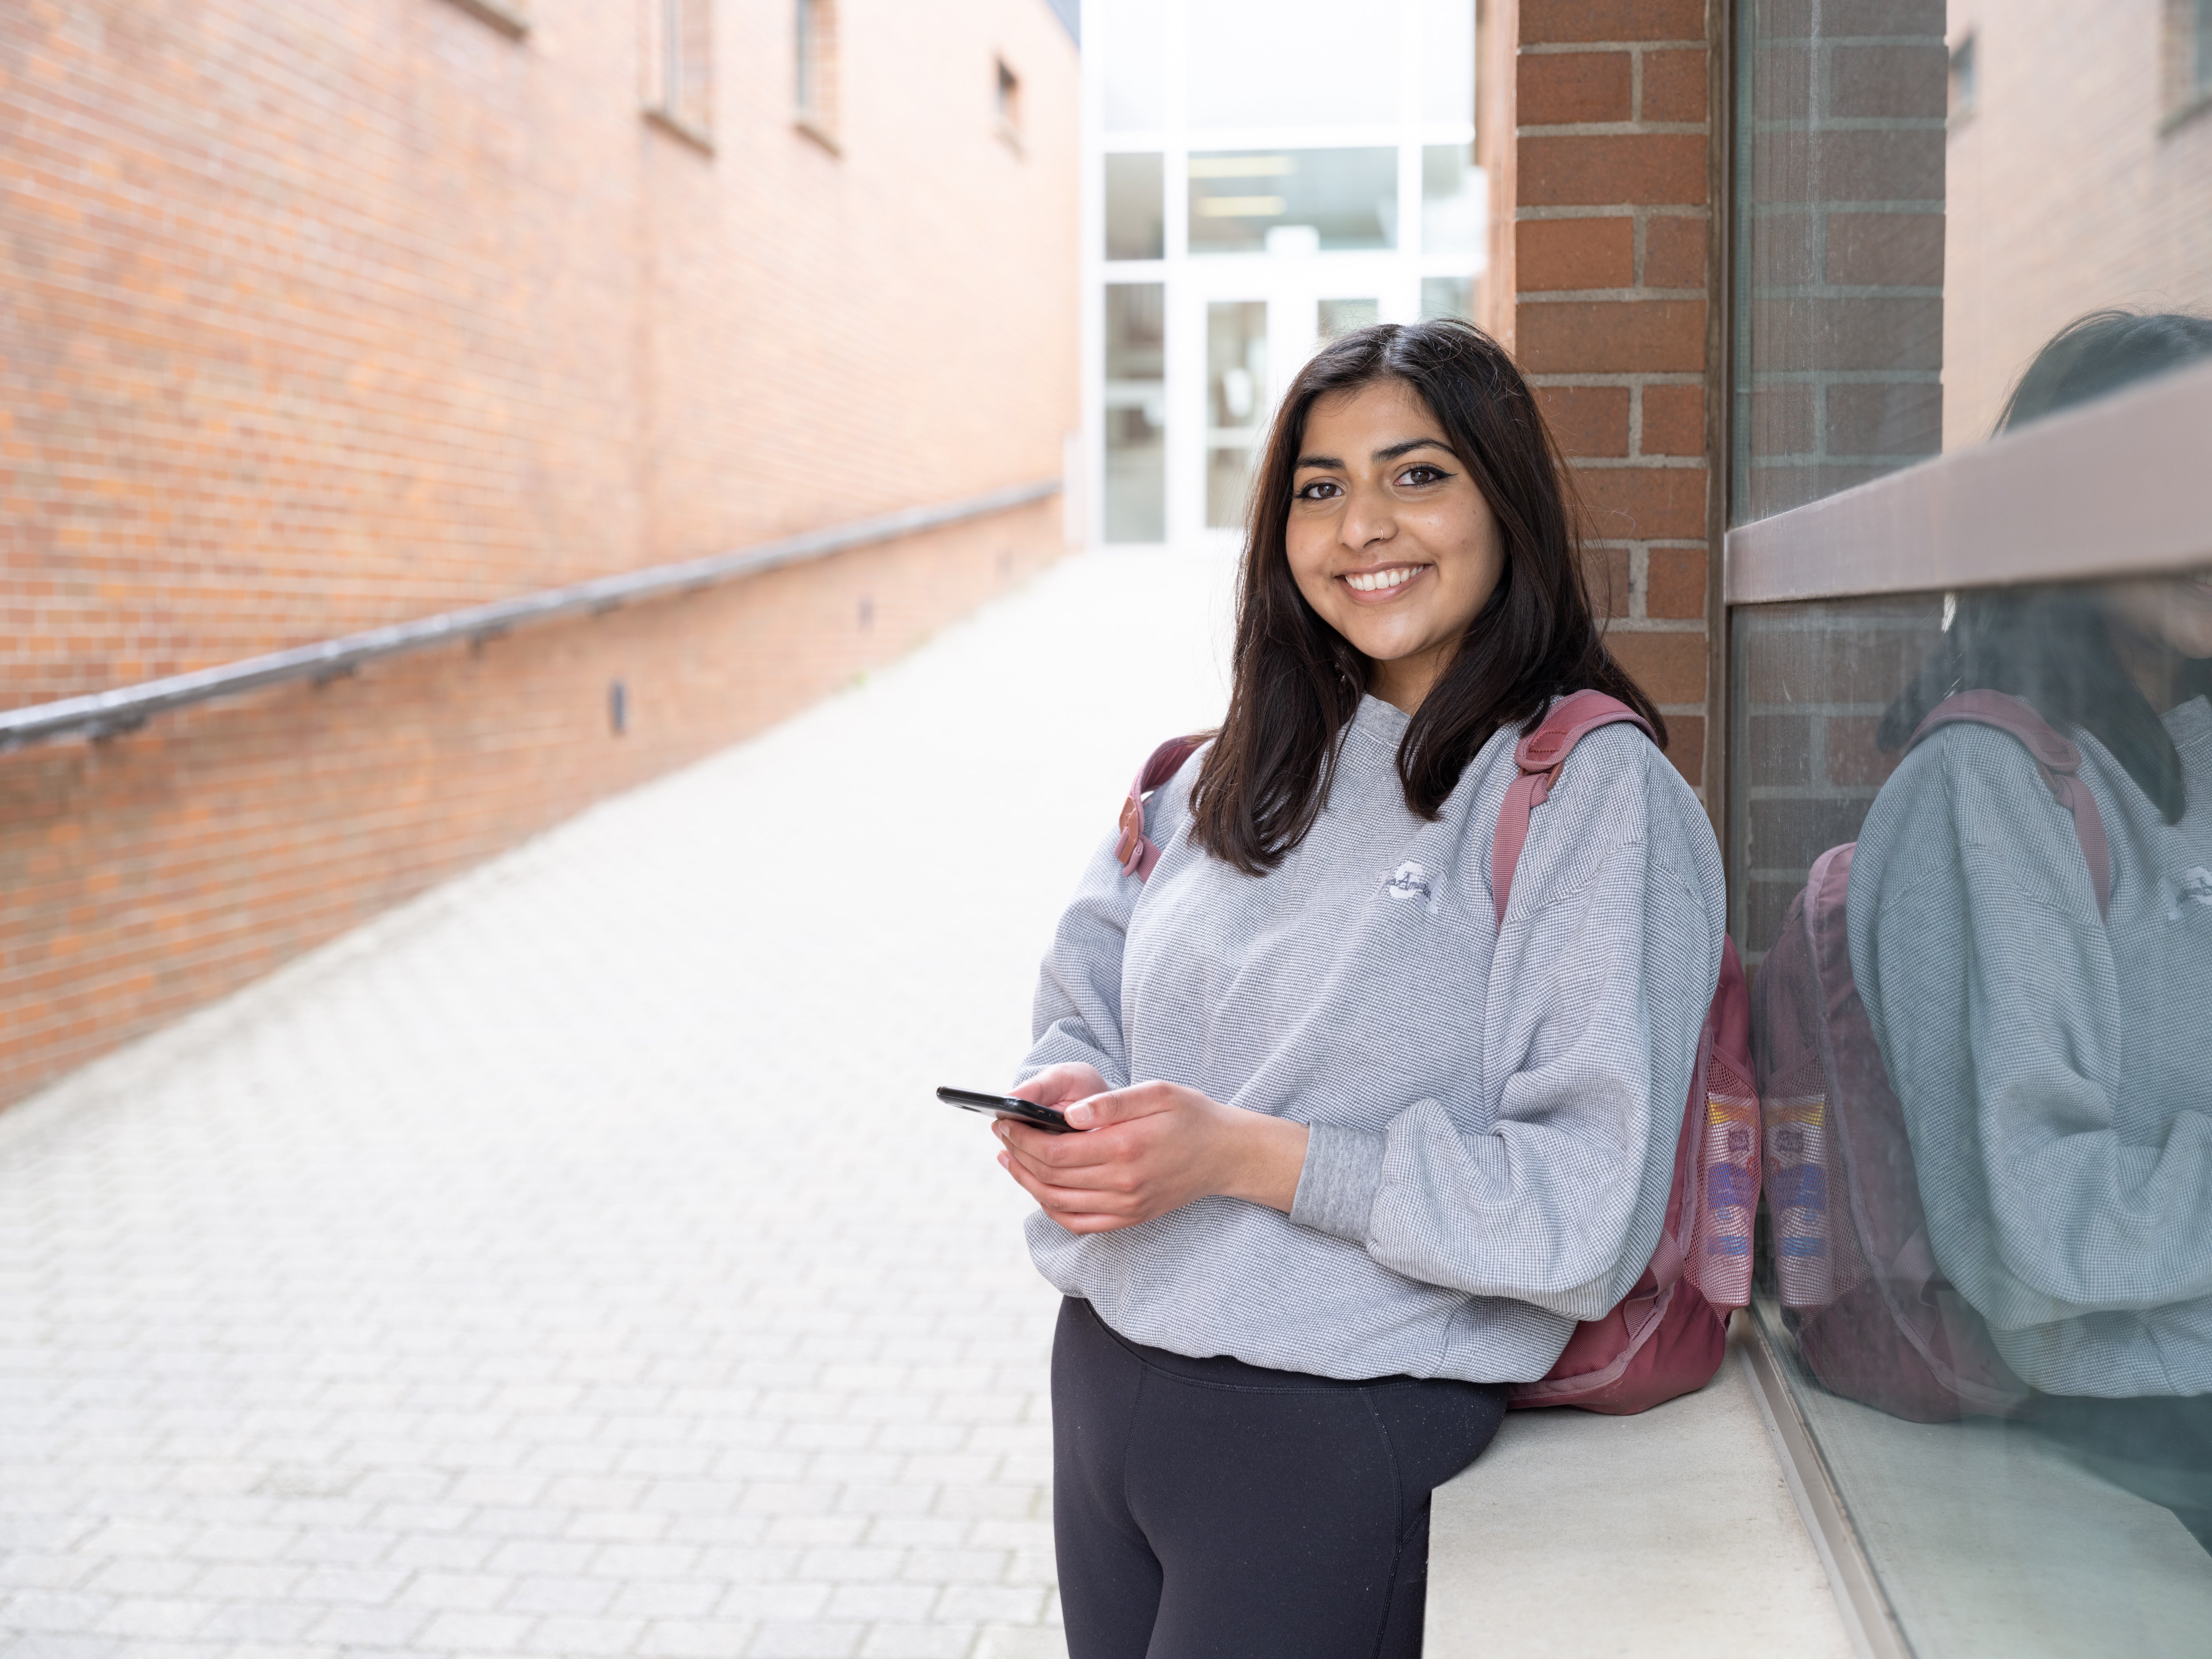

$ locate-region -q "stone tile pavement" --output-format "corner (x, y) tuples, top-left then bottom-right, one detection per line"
(0, 552), (1236, 1659)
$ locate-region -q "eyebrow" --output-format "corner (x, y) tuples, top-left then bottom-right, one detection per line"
(1293, 437), (1455, 471)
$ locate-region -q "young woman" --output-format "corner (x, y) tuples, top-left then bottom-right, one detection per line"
(991, 319), (1727, 1658)
(1850, 311), (2212, 1540)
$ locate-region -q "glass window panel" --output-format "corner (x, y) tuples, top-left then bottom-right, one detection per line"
(1318, 297), (1379, 339)
(1185, 0), (1396, 129)
(1734, 0), (2212, 526)
(1421, 0), (1475, 124)
(1104, 153), (1164, 261)
(1736, 561), (2212, 1655)
(1103, 283), (1165, 544)
(1734, 0), (2212, 1636)
(1206, 300), (1267, 529)
(1102, 0), (1167, 131)
(1733, 0), (2212, 1621)
(1188, 148), (1398, 255)
(1419, 275), (1474, 321)
(1421, 143), (1483, 255)
(1206, 447), (1256, 532)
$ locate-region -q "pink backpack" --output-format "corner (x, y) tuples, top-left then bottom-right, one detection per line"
(1751, 690), (2111, 1422)
(1114, 690), (1759, 1415)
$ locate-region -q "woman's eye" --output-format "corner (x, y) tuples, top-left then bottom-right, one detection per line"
(1397, 465), (1447, 487)
(1294, 480), (1341, 501)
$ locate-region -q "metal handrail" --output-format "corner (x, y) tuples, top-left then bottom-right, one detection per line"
(1, 477), (1061, 753)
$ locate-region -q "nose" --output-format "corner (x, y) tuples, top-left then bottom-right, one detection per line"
(1339, 480), (1397, 552)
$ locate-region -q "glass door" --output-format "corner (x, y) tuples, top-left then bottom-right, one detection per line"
(1171, 259), (1405, 544)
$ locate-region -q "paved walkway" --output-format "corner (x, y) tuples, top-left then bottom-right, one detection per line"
(0, 552), (1235, 1659)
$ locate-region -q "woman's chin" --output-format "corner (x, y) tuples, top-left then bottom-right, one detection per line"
(1327, 616), (1433, 668)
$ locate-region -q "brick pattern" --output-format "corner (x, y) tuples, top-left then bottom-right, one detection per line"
(1732, 598), (1945, 956)
(1514, 0), (1716, 795)
(1738, 0), (1948, 519)
(1727, 0), (1951, 955)
(0, 0), (1078, 1109)
(0, 551), (1237, 1659)
(0, 509), (1060, 1111)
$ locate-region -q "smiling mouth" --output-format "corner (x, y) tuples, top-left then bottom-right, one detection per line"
(1339, 565), (1429, 597)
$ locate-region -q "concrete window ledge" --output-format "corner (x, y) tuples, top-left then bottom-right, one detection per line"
(1426, 1323), (1856, 1656)
(438, 0), (529, 39)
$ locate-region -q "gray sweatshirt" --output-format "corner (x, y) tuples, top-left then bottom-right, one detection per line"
(1850, 695), (2212, 1396)
(1017, 694), (1727, 1384)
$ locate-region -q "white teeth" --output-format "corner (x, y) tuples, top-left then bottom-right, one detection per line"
(1346, 567), (1418, 593)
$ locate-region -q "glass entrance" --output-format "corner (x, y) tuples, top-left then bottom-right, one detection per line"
(1084, 0), (1484, 549)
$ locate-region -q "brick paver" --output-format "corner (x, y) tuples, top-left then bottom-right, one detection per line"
(0, 553), (1234, 1659)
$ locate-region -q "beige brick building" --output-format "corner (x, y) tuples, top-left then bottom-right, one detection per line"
(1942, 0), (2212, 446)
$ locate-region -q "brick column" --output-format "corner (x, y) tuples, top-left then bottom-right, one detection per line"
(1512, 0), (1717, 798)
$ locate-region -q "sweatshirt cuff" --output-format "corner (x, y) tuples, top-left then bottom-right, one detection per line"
(1289, 1122), (1387, 1244)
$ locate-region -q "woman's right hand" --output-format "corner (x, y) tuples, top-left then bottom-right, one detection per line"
(1011, 1062), (1110, 1113)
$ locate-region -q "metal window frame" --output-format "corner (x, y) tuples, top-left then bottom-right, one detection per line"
(1739, 1313), (1913, 1659)
(1725, 357), (2212, 606)
(0, 479), (1060, 753)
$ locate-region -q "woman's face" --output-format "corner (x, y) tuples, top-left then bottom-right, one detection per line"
(1285, 378), (1506, 714)
(2099, 567), (2212, 661)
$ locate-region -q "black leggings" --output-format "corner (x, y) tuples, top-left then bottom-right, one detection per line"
(1051, 1298), (1508, 1659)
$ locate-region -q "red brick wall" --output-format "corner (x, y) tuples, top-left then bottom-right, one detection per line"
(1727, 0), (1951, 952)
(1512, 0), (1719, 799)
(1735, 596), (1945, 954)
(1738, 0), (1947, 518)
(0, 0), (1078, 1107)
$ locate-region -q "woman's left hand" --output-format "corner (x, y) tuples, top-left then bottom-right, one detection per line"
(994, 1082), (1311, 1234)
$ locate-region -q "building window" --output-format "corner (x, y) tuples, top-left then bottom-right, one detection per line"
(2163, 0), (2212, 121)
(647, 0), (713, 152)
(1102, 284), (1165, 544)
(1104, 153), (1164, 261)
(1734, 0), (2212, 1650)
(1947, 31), (1978, 125)
(997, 58), (1023, 150)
(796, 0), (839, 145)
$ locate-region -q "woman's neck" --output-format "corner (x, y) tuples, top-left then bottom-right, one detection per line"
(1369, 645), (1449, 714)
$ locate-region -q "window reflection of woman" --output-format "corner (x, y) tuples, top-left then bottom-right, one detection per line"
(1854, 311), (2212, 1543)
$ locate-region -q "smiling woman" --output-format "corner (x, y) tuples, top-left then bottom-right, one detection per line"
(990, 319), (1724, 1659)
(1193, 321), (1664, 874)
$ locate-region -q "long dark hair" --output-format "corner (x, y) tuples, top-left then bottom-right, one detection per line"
(1189, 319), (1664, 876)
(1878, 310), (2212, 822)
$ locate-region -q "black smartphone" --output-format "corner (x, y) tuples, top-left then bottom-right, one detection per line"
(937, 1086), (1076, 1134)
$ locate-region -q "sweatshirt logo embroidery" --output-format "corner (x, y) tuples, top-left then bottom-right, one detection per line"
(1384, 862), (1432, 901)
(2180, 867), (2212, 908)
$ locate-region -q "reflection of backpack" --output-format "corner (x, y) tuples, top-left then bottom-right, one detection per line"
(1114, 690), (1759, 1416)
(1751, 691), (2113, 1423)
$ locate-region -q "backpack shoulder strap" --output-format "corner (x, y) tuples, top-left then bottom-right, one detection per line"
(1906, 690), (2113, 919)
(1491, 690), (1656, 927)
(1116, 734), (1208, 882)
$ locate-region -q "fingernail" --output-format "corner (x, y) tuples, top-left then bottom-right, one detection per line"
(997, 1152), (1010, 1169)
(1068, 1103), (1092, 1128)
